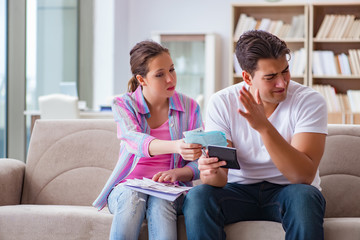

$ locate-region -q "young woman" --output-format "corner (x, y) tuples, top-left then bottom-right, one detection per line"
(92, 40), (203, 240)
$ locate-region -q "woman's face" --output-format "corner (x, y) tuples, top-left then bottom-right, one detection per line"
(140, 52), (177, 100)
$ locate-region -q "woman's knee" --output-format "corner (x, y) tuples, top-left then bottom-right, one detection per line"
(108, 186), (147, 214)
(147, 197), (177, 219)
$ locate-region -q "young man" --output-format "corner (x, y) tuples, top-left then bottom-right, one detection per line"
(183, 30), (328, 240)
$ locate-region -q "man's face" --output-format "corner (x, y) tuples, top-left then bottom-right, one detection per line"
(249, 55), (290, 106)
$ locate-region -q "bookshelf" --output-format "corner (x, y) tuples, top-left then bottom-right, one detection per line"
(309, 3), (360, 124)
(230, 3), (360, 124)
(230, 3), (309, 86)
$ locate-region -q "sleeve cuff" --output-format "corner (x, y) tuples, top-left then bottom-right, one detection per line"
(143, 135), (156, 157)
(186, 161), (200, 180)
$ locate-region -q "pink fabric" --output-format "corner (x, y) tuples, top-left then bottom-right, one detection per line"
(122, 120), (171, 181)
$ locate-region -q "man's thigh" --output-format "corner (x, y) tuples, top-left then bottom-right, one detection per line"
(261, 183), (325, 223)
(216, 182), (266, 224)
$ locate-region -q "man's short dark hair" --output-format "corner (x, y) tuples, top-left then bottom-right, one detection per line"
(235, 30), (290, 76)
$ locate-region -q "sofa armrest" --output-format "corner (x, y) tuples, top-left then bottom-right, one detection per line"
(0, 158), (26, 205)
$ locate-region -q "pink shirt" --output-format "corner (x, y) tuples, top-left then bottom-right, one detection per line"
(122, 119), (171, 181)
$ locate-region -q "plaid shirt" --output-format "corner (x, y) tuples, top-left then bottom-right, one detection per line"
(92, 86), (203, 210)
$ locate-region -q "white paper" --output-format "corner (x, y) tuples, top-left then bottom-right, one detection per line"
(124, 178), (193, 201)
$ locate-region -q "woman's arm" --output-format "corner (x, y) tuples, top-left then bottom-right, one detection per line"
(149, 139), (202, 160)
(112, 98), (156, 157)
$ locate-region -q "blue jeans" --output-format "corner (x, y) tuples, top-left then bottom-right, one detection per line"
(183, 182), (326, 240)
(107, 184), (182, 240)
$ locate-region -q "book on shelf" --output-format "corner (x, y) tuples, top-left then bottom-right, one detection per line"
(347, 90), (360, 113)
(313, 84), (341, 113)
(338, 94), (351, 114)
(338, 53), (352, 76)
(312, 51), (324, 76)
(316, 14), (360, 39)
(334, 55), (342, 75)
(322, 51), (337, 76)
(258, 18), (271, 31)
(312, 50), (360, 76)
(316, 14), (335, 39)
(289, 48), (306, 76)
(349, 49), (360, 75)
(313, 84), (360, 115)
(233, 53), (242, 75)
(328, 15), (346, 39)
(233, 14), (304, 40)
(233, 14), (257, 41)
(348, 50), (357, 75)
(233, 13), (248, 42)
(339, 15), (355, 39)
(288, 15), (305, 39)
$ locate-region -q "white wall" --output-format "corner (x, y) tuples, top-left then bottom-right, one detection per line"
(93, 0), (114, 109)
(111, 0), (353, 95)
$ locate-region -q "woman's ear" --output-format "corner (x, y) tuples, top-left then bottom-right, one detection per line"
(136, 75), (147, 86)
(242, 70), (252, 86)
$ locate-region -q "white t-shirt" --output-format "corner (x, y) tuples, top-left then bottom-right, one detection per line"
(205, 80), (328, 189)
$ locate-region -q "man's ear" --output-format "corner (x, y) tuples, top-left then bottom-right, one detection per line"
(136, 75), (147, 86)
(242, 71), (252, 86)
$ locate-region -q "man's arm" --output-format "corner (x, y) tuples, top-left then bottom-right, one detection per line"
(258, 121), (326, 184)
(238, 86), (326, 184)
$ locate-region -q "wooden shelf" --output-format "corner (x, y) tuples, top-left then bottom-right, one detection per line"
(230, 3), (308, 86)
(230, 3), (360, 124)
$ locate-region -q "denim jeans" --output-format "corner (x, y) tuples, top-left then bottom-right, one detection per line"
(107, 184), (182, 240)
(183, 182), (326, 240)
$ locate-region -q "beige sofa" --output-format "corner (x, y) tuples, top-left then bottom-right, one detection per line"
(0, 119), (359, 240)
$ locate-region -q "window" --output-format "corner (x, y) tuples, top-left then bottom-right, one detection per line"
(0, 0), (7, 157)
(26, 0), (78, 143)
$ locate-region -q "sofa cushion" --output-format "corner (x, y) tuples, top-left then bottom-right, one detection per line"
(21, 120), (119, 206)
(0, 205), (112, 240)
(224, 221), (285, 240)
(0, 159), (25, 205)
(324, 218), (360, 240)
(319, 131), (360, 218)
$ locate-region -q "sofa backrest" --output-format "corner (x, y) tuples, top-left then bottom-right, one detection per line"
(21, 119), (119, 206)
(21, 121), (360, 216)
(319, 124), (360, 218)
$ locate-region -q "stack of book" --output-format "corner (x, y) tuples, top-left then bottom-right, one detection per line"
(233, 13), (305, 41)
(313, 84), (360, 114)
(315, 14), (360, 39)
(312, 49), (360, 76)
(289, 48), (306, 76)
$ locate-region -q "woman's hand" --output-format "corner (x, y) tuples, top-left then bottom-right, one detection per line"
(152, 166), (194, 183)
(175, 139), (202, 161)
(152, 169), (179, 183)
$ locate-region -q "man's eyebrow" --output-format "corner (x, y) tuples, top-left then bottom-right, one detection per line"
(282, 65), (289, 72)
(264, 65), (289, 77)
(264, 72), (277, 77)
